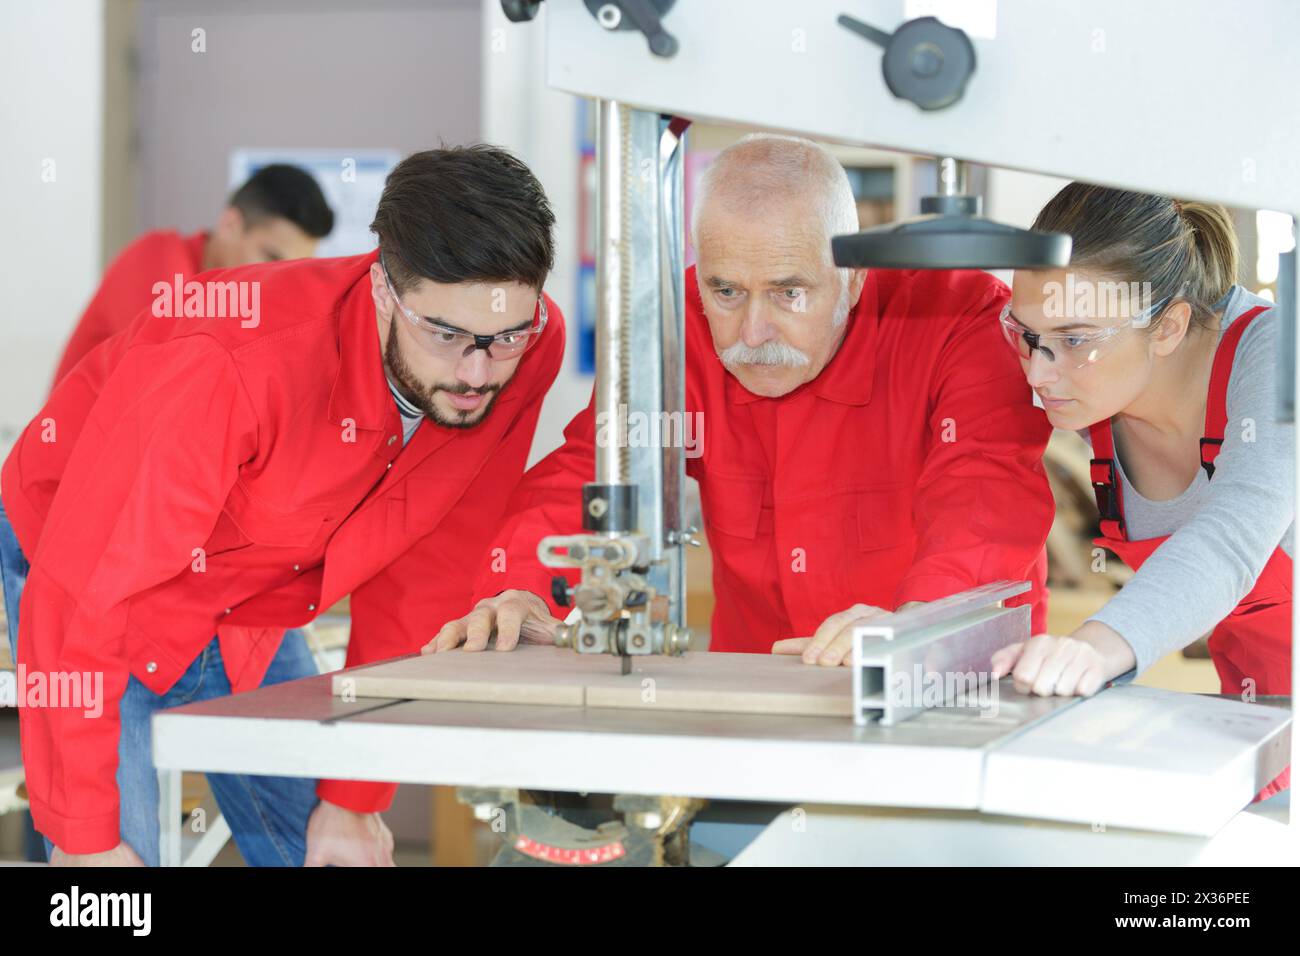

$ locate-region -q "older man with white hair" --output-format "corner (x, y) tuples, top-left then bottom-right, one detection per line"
(432, 134), (1054, 666)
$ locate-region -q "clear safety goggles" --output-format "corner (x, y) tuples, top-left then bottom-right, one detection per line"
(998, 296), (1171, 370)
(381, 258), (547, 362)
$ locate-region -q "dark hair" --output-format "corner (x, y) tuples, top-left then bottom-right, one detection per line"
(370, 145), (555, 294)
(228, 164), (334, 239)
(1032, 183), (1240, 329)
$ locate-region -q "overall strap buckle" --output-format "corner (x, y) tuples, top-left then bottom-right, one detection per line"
(1090, 457), (1126, 537)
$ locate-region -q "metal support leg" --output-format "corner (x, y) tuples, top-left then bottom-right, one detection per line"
(182, 804), (232, 867)
(158, 767), (182, 867)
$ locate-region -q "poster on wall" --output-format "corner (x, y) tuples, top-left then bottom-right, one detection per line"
(228, 149), (401, 258)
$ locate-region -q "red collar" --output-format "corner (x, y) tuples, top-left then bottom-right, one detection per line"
(328, 251), (392, 431)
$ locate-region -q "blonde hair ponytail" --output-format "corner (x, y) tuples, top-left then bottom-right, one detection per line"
(1033, 184), (1242, 328)
(1176, 200), (1240, 306)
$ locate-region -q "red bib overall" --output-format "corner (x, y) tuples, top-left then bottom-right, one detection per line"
(1089, 305), (1290, 799)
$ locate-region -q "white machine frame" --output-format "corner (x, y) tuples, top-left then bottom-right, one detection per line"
(542, 0), (1300, 813)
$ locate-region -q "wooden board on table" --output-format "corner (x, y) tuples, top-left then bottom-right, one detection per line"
(332, 645), (852, 717)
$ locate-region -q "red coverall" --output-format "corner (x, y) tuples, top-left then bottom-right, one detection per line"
(472, 266), (1053, 650)
(2, 250), (564, 852)
(51, 229), (208, 389)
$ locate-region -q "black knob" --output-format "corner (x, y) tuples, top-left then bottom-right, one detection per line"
(838, 14), (976, 112)
(584, 0), (679, 59)
(551, 576), (572, 608)
(500, 0), (543, 23)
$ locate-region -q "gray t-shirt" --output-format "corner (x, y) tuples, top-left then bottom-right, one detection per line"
(387, 377), (425, 446)
(1081, 285), (1295, 675)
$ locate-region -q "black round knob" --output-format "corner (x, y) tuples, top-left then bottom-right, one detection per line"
(551, 575), (571, 608)
(881, 16), (976, 111)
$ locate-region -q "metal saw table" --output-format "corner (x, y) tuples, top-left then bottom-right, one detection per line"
(152, 670), (1291, 865)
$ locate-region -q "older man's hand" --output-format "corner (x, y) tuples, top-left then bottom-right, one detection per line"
(772, 601), (924, 666)
(423, 590), (561, 654)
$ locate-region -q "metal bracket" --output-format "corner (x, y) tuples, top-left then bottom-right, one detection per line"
(852, 581), (1031, 726)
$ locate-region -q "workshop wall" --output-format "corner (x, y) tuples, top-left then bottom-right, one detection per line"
(0, 0), (104, 456)
(132, 0), (482, 239)
(481, 1), (589, 464)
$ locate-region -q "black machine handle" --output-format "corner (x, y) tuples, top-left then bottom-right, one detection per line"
(502, 1), (678, 58)
(837, 13), (976, 111)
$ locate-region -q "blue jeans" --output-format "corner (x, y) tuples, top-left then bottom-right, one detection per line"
(0, 497), (43, 862)
(0, 498), (26, 664)
(1, 496), (320, 866)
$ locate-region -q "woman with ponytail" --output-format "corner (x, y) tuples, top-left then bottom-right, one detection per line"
(990, 184), (1292, 793)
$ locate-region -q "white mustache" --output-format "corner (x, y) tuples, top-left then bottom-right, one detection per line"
(718, 340), (811, 369)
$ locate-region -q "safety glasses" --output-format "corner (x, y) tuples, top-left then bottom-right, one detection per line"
(381, 258), (546, 362)
(998, 296), (1171, 370)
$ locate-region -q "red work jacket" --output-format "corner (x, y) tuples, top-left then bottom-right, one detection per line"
(474, 266), (1052, 649)
(51, 229), (208, 390)
(1, 251), (564, 853)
